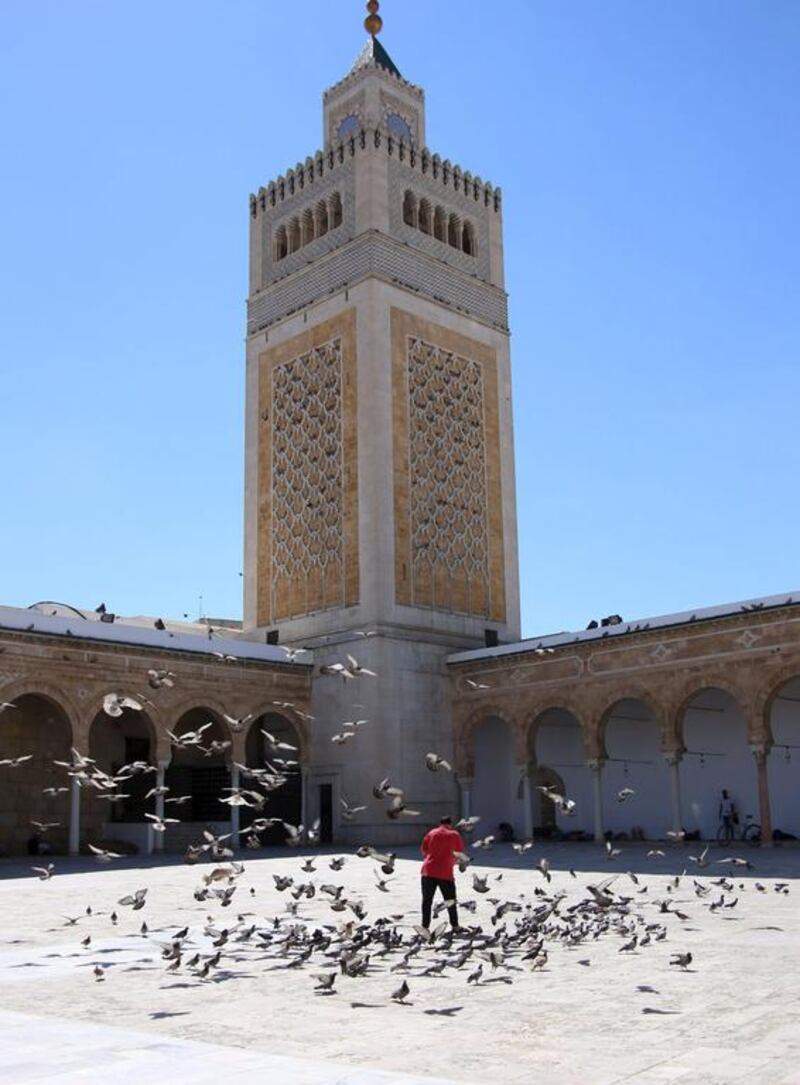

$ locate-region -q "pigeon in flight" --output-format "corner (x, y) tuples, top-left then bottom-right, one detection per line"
(102, 693), (143, 718)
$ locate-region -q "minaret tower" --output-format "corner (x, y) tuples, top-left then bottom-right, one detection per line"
(243, 3), (519, 841)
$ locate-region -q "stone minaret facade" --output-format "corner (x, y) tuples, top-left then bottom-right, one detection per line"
(243, 8), (519, 841)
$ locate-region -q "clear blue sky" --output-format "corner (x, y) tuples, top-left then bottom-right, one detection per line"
(1, 1), (797, 637)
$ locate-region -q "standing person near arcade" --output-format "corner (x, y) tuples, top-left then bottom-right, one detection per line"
(420, 816), (465, 929)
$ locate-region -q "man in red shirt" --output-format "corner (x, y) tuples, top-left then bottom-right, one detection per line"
(420, 816), (466, 929)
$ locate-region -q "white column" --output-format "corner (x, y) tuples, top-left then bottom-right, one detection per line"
(588, 759), (604, 843)
(750, 743), (773, 848)
(229, 763), (241, 849)
(300, 766), (309, 830)
(665, 752), (683, 838)
(154, 761), (167, 854)
(520, 768), (534, 840)
(458, 776), (473, 821)
(68, 775), (80, 856)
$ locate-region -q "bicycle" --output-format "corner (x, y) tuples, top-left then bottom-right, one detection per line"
(716, 812), (761, 847)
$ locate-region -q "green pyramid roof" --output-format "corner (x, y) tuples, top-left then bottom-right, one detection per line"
(350, 36), (402, 79)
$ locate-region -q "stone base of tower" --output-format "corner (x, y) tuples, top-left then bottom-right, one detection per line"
(303, 634), (459, 848)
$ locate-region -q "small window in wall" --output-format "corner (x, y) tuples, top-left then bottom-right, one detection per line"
(272, 192), (342, 263)
(401, 192), (477, 257)
(288, 217), (301, 253)
(403, 190), (417, 227)
(316, 200), (329, 237)
(385, 112), (412, 143)
(337, 114), (360, 140)
(433, 206), (446, 242)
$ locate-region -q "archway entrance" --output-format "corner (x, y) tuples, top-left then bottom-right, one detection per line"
(531, 708), (592, 839)
(471, 716), (521, 841)
(0, 694), (72, 855)
(602, 698), (668, 840)
(768, 675), (800, 839)
(165, 709), (231, 831)
(680, 687), (755, 840)
(86, 705), (155, 848)
(243, 712), (302, 845)
(531, 766), (566, 833)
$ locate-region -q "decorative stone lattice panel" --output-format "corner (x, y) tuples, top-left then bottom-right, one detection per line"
(392, 308), (506, 622)
(257, 310), (359, 626)
(271, 338), (344, 619)
(407, 336), (490, 613)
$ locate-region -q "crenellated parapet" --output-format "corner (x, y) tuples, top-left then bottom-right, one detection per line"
(249, 126), (501, 219)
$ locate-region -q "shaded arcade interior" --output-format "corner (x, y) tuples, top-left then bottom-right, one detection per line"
(0, 695), (72, 855)
(464, 676), (800, 845)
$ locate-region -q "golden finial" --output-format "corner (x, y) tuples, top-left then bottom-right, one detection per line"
(364, 0), (383, 37)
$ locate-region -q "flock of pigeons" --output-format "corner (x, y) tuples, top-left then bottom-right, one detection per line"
(0, 649), (792, 1015)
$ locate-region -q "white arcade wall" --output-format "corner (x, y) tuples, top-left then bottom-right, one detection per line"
(602, 701), (671, 839)
(679, 689), (758, 840)
(471, 718), (526, 839)
(534, 713), (594, 838)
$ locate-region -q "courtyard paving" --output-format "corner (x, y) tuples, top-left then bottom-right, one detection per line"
(1, 843), (800, 1084)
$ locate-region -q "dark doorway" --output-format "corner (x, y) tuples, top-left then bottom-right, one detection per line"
(243, 712), (303, 845)
(319, 784), (333, 844)
(533, 766), (566, 837)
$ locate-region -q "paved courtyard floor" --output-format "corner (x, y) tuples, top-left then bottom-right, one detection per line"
(1, 843), (800, 1084)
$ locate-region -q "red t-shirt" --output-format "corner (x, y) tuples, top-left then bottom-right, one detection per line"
(420, 825), (465, 880)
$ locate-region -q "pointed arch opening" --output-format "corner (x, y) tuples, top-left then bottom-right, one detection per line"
(274, 225), (288, 262)
(164, 707), (232, 833)
(241, 712), (303, 844)
(679, 687), (755, 840)
(600, 698), (669, 840)
(85, 702), (157, 847)
(471, 715), (521, 841)
(448, 213), (461, 248)
(530, 707), (593, 840)
(315, 199), (329, 237)
(0, 693), (73, 855)
(288, 217), (301, 254)
(329, 191), (343, 229)
(402, 189), (418, 228)
(301, 207), (315, 246)
(418, 198), (432, 235)
(433, 205), (446, 241)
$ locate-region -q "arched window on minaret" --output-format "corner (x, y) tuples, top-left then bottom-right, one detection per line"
(315, 199), (329, 237)
(302, 207), (315, 247)
(433, 206), (446, 242)
(329, 192), (343, 229)
(448, 213), (461, 249)
(462, 220), (476, 256)
(274, 225), (288, 261)
(288, 217), (301, 254)
(403, 190), (418, 228)
(418, 198), (432, 235)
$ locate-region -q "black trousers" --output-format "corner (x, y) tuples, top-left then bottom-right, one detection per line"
(421, 876), (458, 928)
